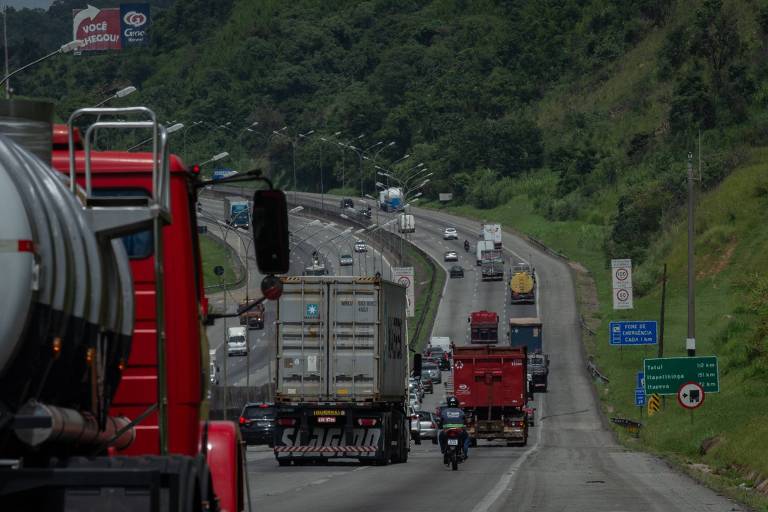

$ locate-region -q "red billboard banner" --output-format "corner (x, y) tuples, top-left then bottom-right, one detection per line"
(73, 6), (122, 52)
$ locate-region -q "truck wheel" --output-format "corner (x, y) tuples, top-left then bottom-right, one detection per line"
(277, 459), (291, 466)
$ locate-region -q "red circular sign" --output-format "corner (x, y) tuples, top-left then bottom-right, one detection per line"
(677, 382), (705, 409)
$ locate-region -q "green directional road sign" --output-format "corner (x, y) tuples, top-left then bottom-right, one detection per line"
(643, 356), (719, 395)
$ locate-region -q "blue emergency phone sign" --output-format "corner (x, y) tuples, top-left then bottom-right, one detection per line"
(635, 388), (646, 406)
(609, 321), (658, 346)
(637, 371), (644, 389)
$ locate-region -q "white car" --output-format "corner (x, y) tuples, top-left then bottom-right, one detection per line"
(444, 251), (459, 262)
(443, 227), (458, 240)
(339, 254), (354, 266)
(354, 240), (368, 253)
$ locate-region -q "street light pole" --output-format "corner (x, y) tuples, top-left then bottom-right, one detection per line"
(0, 39), (83, 89)
(687, 152), (696, 357)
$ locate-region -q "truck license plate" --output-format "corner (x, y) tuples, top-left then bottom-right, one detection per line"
(447, 439), (458, 446)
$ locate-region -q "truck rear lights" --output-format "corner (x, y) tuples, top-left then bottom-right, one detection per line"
(357, 418), (378, 427)
(277, 418), (297, 426)
(317, 416), (336, 424)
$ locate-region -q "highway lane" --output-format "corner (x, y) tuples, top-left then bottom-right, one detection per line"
(248, 192), (746, 512)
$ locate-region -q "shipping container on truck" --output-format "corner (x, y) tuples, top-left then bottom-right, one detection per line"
(224, 196), (250, 228)
(398, 213), (416, 233)
(482, 223), (502, 249)
(451, 346), (530, 446)
(481, 248), (504, 281)
(475, 240), (495, 266)
(508, 317), (543, 353)
(273, 276), (411, 465)
(469, 311), (499, 344)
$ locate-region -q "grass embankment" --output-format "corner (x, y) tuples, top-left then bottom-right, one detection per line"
(406, 241), (445, 353)
(199, 234), (239, 289)
(427, 155), (768, 508)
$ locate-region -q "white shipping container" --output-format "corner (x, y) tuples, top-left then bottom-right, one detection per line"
(483, 223), (502, 247)
(276, 276), (408, 403)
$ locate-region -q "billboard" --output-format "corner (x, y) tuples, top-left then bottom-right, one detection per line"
(73, 4), (150, 52)
(120, 4), (151, 47)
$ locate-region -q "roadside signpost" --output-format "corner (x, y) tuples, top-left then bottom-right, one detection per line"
(634, 388), (646, 406)
(644, 356), (719, 395)
(647, 394), (661, 416)
(677, 382), (705, 409)
(610, 321), (658, 346)
(611, 258), (633, 309)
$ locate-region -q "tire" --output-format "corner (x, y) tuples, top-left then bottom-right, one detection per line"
(451, 454), (458, 471)
(277, 459), (291, 466)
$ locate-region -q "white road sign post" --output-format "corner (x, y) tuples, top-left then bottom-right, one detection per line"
(611, 258), (633, 310)
(392, 266), (415, 317)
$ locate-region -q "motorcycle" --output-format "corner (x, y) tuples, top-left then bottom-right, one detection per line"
(443, 427), (466, 471)
(463, 240), (470, 252)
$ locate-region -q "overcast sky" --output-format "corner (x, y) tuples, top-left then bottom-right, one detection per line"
(4, 0), (55, 9)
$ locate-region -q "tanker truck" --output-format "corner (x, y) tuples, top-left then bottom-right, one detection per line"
(378, 187), (403, 212)
(509, 263), (536, 304)
(0, 102), (289, 511)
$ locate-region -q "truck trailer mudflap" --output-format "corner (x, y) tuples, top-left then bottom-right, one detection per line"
(273, 408), (389, 461)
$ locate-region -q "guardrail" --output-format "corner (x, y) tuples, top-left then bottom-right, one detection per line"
(586, 356), (610, 384)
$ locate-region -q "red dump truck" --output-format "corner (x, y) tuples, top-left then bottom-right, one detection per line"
(452, 346), (530, 446)
(469, 311), (499, 344)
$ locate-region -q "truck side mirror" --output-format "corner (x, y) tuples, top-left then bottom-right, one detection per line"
(413, 354), (422, 378)
(251, 190), (290, 274)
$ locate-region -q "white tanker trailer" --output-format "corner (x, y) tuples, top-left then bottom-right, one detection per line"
(0, 102), (166, 456)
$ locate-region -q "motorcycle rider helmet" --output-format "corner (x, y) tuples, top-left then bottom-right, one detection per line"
(447, 396), (459, 408)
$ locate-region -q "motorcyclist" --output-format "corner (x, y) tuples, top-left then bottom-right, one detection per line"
(463, 239), (470, 252)
(437, 396), (471, 461)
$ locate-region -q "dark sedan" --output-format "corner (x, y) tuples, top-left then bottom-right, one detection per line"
(449, 265), (464, 278)
(239, 402), (276, 446)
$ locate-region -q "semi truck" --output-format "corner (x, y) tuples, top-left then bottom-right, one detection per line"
(469, 311), (499, 344)
(451, 346), (530, 446)
(398, 213), (416, 233)
(482, 223), (502, 249)
(225, 196), (251, 228)
(481, 248), (504, 281)
(475, 240), (495, 266)
(272, 276), (411, 465)
(509, 263), (536, 304)
(0, 102), (284, 510)
(378, 187), (403, 212)
(508, 317), (543, 353)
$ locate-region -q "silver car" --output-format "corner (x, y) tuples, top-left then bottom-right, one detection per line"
(422, 362), (442, 384)
(417, 411), (439, 440)
(339, 254), (354, 266)
(443, 227), (458, 240)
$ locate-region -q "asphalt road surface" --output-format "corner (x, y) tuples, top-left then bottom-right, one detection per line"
(242, 193), (746, 512)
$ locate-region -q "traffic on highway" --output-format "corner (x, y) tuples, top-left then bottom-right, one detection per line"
(0, 3), (754, 511)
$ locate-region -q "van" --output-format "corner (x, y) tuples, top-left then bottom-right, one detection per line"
(227, 326), (248, 357)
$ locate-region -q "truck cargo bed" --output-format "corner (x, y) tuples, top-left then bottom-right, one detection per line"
(276, 276), (408, 403)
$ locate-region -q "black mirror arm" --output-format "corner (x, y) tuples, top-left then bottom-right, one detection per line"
(195, 168), (274, 190)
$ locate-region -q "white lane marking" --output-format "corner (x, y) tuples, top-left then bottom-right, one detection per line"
(470, 395), (546, 512)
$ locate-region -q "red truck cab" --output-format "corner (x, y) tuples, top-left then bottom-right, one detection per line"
(51, 122), (243, 510)
(469, 311), (499, 344)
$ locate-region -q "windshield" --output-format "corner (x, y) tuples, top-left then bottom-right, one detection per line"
(422, 363), (438, 371)
(228, 336), (246, 344)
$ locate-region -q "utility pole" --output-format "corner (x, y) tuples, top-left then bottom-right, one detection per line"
(3, 4), (9, 99)
(687, 152), (696, 357)
(658, 263), (667, 359)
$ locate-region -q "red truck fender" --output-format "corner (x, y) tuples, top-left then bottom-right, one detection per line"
(201, 421), (245, 512)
